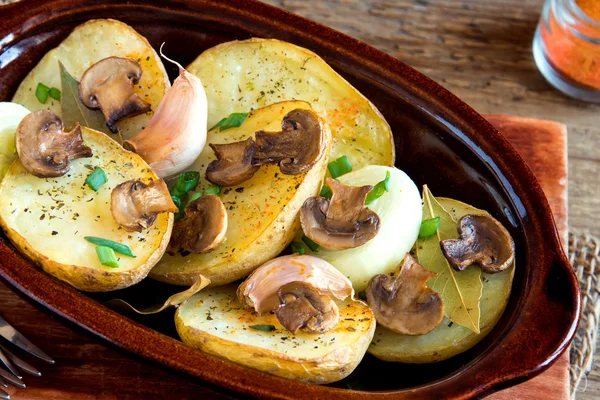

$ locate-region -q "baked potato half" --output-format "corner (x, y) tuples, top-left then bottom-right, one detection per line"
(187, 38), (394, 170)
(0, 127), (173, 292)
(368, 198), (514, 363)
(12, 19), (169, 140)
(150, 101), (331, 286)
(175, 285), (375, 384)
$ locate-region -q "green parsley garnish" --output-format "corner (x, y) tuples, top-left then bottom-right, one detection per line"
(210, 112), (248, 131)
(249, 324), (276, 332)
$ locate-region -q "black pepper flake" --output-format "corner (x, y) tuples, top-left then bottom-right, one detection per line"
(235, 187), (244, 193)
(448, 321), (454, 328)
(39, 214), (46, 220)
(51, 231), (58, 236)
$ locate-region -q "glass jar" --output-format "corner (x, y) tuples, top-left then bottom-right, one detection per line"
(533, 0), (600, 102)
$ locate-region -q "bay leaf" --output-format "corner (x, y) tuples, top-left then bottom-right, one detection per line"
(59, 61), (111, 135)
(416, 185), (482, 334)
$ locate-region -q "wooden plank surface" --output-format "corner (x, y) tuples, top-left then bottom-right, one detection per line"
(0, 113), (568, 399)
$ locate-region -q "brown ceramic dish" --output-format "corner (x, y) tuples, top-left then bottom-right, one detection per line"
(0, 0), (580, 398)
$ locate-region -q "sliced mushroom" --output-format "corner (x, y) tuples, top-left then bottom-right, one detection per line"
(111, 179), (178, 232)
(15, 110), (92, 178)
(254, 108), (325, 175)
(300, 177), (380, 250)
(275, 281), (339, 334)
(440, 214), (515, 274)
(237, 254), (353, 314)
(79, 57), (151, 133)
(366, 254), (444, 335)
(205, 137), (259, 186)
(167, 194), (228, 255)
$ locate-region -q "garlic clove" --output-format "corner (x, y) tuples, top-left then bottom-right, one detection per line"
(123, 49), (207, 179)
(237, 254), (354, 314)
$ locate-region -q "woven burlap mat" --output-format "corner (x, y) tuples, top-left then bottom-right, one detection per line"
(0, 0), (599, 398)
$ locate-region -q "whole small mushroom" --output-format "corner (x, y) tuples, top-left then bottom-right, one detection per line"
(275, 281), (340, 334)
(111, 179), (178, 232)
(440, 214), (515, 274)
(167, 194), (228, 255)
(254, 108), (325, 175)
(79, 57), (151, 133)
(366, 254), (444, 335)
(300, 177), (380, 250)
(15, 110), (92, 178)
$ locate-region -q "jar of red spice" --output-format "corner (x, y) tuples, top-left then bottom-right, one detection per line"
(534, 0), (600, 101)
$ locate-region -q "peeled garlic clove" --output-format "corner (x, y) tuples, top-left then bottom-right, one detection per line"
(124, 54), (207, 179)
(237, 254), (354, 314)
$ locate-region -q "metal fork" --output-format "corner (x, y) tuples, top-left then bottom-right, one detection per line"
(0, 315), (54, 399)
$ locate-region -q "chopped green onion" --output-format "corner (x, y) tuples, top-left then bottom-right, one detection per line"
(172, 195), (185, 222)
(35, 83), (50, 104)
(365, 171), (391, 205)
(48, 87), (61, 101)
(84, 236), (135, 257)
(249, 324), (276, 332)
(186, 192), (203, 205)
(328, 155), (352, 179)
(171, 171), (200, 197)
(209, 112), (248, 131)
(319, 185), (333, 198)
(290, 241), (306, 255)
(419, 217), (441, 238)
(302, 235), (320, 252)
(85, 167), (107, 191)
(203, 184), (221, 196)
(95, 246), (119, 268)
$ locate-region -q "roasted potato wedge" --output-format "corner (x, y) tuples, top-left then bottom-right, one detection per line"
(187, 38), (394, 170)
(0, 127), (173, 292)
(0, 102), (29, 180)
(150, 101), (331, 286)
(12, 19), (169, 140)
(368, 198), (514, 363)
(175, 285), (375, 384)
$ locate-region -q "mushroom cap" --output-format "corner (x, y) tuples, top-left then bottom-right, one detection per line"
(237, 254), (354, 315)
(111, 179), (178, 232)
(440, 214), (515, 274)
(205, 137), (259, 186)
(167, 194), (228, 255)
(300, 177), (380, 250)
(15, 110), (92, 178)
(275, 281), (340, 334)
(254, 108), (325, 175)
(79, 57), (151, 133)
(366, 254), (444, 335)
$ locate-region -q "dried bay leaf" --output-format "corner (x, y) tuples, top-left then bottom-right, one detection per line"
(416, 185), (482, 334)
(59, 61), (111, 135)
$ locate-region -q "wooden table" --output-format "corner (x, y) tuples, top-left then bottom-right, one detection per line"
(0, 0), (598, 398)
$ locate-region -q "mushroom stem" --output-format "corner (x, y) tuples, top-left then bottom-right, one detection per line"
(205, 138), (259, 186)
(15, 110), (93, 178)
(111, 179), (177, 232)
(123, 56), (207, 179)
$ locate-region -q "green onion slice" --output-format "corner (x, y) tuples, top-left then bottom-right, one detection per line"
(48, 87), (61, 101)
(95, 246), (119, 268)
(302, 235), (320, 252)
(35, 83), (50, 104)
(203, 184), (221, 196)
(249, 324), (276, 332)
(85, 236), (135, 258)
(365, 171), (391, 205)
(328, 155), (352, 179)
(209, 112), (248, 131)
(85, 167), (107, 191)
(290, 241), (306, 255)
(419, 216), (441, 238)
(319, 185), (333, 198)
(171, 171), (200, 197)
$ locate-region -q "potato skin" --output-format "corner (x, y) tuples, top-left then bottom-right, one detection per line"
(150, 101), (332, 286)
(0, 128), (173, 292)
(175, 287), (375, 384)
